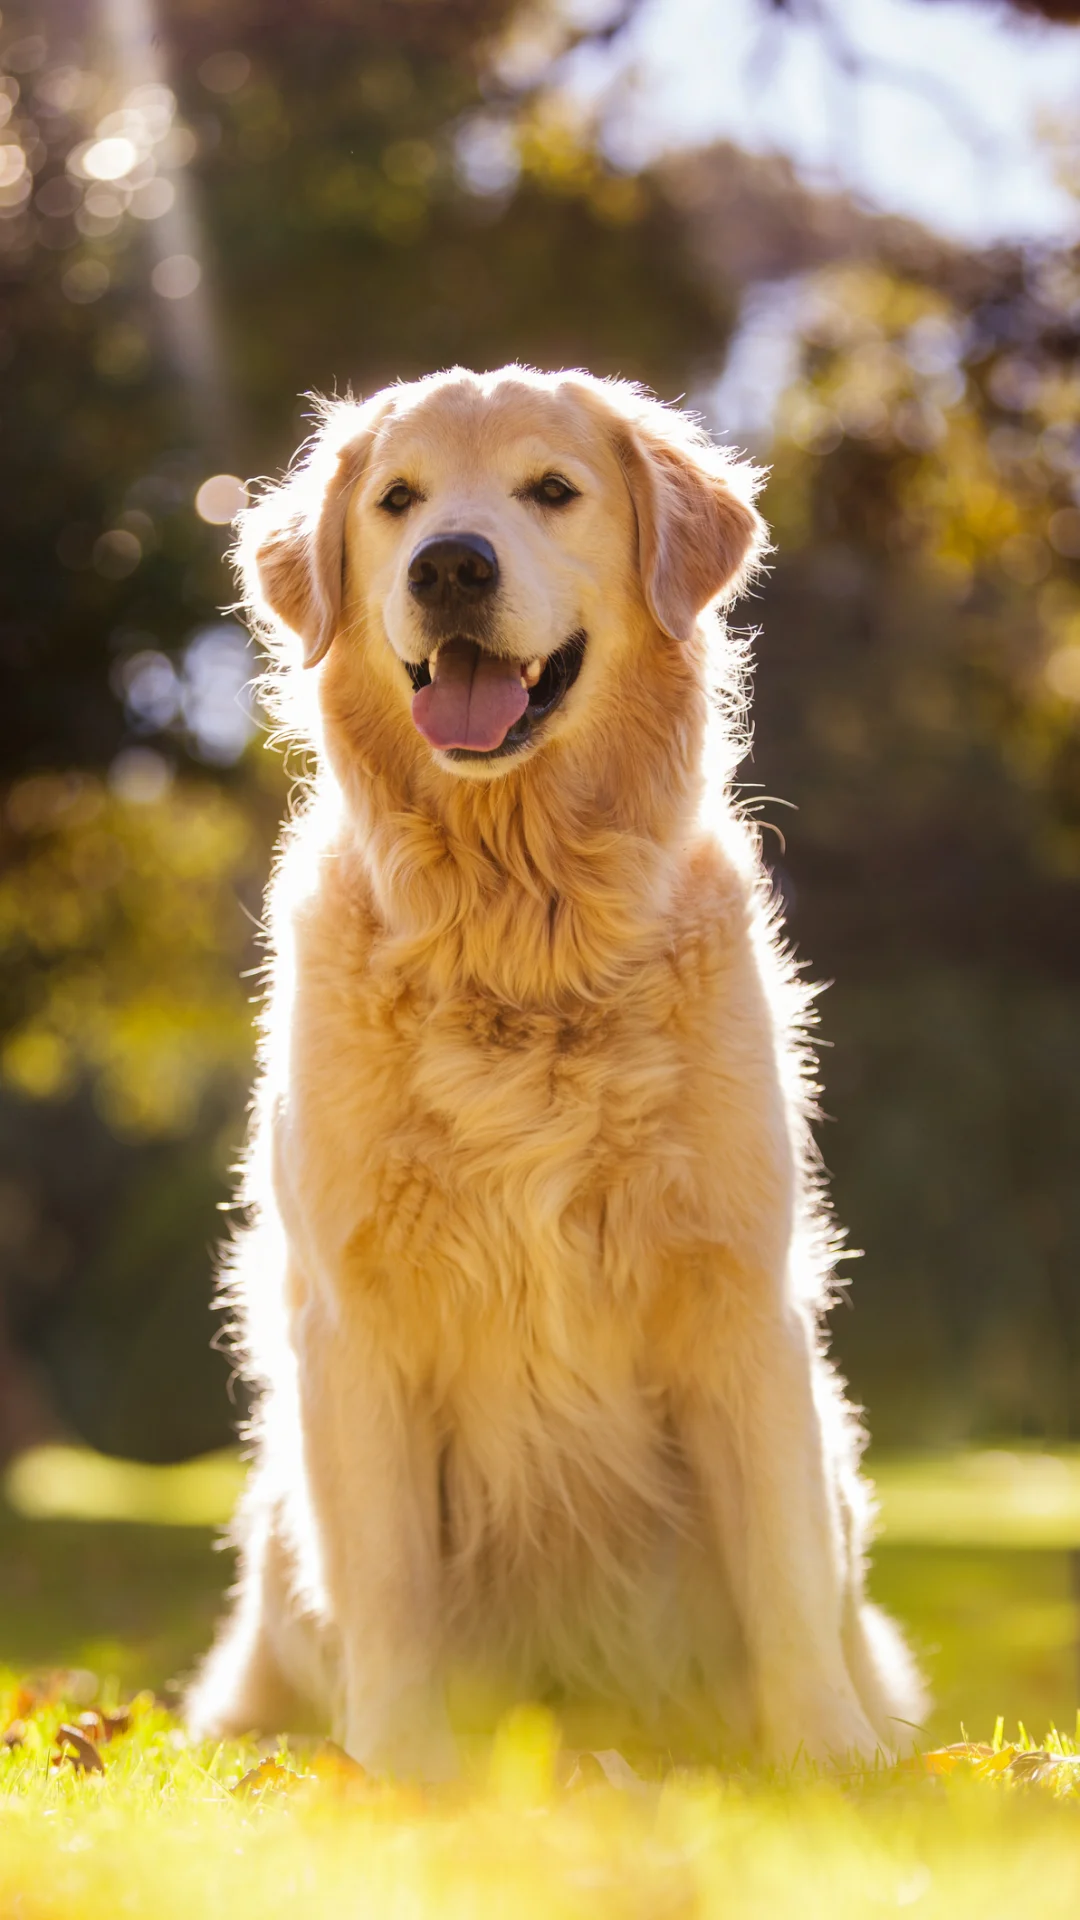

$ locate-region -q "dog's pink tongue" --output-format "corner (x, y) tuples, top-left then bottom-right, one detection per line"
(411, 638), (529, 751)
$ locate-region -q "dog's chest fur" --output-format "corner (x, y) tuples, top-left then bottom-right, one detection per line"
(276, 863), (763, 1692)
(275, 827), (783, 1343)
(270, 826), (788, 1623)
(292, 946), (688, 1301)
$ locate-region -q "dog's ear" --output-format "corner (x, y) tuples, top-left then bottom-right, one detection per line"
(611, 398), (768, 643)
(235, 396), (390, 668)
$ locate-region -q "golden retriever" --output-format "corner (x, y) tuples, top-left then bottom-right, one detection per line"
(186, 365), (925, 1773)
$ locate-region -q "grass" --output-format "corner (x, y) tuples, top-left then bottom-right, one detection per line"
(3, 1445), (1080, 1916)
(4, 1681), (1080, 1920)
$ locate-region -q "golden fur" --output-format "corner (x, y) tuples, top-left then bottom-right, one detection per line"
(186, 366), (925, 1773)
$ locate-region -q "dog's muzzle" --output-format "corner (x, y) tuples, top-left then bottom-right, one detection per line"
(407, 632), (587, 760)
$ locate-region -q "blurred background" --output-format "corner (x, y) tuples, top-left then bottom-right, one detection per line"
(3, 0), (1080, 1741)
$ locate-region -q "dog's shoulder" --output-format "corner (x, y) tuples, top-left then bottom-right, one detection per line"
(665, 811), (771, 965)
(267, 794), (379, 967)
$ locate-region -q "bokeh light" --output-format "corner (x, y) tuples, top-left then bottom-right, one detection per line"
(195, 474), (247, 525)
(179, 625), (257, 765)
(0, 145), (27, 187)
(197, 51), (251, 95)
(150, 252), (200, 299)
(81, 134), (139, 180)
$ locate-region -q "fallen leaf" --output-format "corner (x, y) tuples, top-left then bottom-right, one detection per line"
(914, 1742), (1080, 1791)
(305, 1744), (427, 1812)
(561, 1749), (651, 1794)
(919, 1743), (994, 1776)
(308, 1742), (372, 1788)
(1006, 1750), (1080, 1787)
(54, 1724), (105, 1774)
(565, 1752), (609, 1791)
(590, 1749), (649, 1794)
(231, 1758), (304, 1797)
(70, 1707), (130, 1746)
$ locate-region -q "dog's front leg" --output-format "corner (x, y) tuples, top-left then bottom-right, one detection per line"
(291, 1279), (455, 1779)
(680, 1292), (881, 1767)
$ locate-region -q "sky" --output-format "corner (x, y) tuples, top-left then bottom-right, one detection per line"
(567, 0), (1080, 247)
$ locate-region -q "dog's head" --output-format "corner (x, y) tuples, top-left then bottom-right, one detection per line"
(238, 367), (767, 786)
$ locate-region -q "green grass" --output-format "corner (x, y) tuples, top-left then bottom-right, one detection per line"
(3, 1681), (1080, 1920)
(3, 1446), (1080, 1916)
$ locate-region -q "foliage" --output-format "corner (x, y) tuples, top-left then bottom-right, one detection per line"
(0, 769), (260, 1133)
(0, 756), (268, 1457)
(761, 257), (1080, 894)
(749, 250), (1080, 1440)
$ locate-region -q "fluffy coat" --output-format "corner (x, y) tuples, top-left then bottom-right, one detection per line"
(186, 366), (925, 1773)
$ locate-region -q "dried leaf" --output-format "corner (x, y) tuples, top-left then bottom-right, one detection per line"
(54, 1723), (105, 1774)
(308, 1742), (371, 1788)
(304, 1743), (426, 1810)
(562, 1749), (650, 1794)
(565, 1752), (609, 1791)
(589, 1749), (649, 1794)
(70, 1707), (129, 1745)
(916, 1742), (1080, 1791)
(231, 1758), (304, 1797)
(1006, 1750), (1080, 1787)
(919, 1743), (994, 1776)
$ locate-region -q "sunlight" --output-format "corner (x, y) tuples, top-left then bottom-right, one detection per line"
(73, 0), (230, 459)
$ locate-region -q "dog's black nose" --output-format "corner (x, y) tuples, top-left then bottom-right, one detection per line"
(407, 533), (499, 604)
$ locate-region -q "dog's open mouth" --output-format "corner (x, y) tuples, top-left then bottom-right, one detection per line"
(406, 632), (586, 760)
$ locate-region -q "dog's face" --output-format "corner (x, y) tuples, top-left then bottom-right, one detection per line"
(352, 380), (632, 771)
(242, 368), (766, 784)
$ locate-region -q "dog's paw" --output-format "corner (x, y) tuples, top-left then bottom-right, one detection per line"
(184, 1619), (306, 1745)
(762, 1692), (889, 1770)
(184, 1671), (252, 1744)
(342, 1684), (460, 1783)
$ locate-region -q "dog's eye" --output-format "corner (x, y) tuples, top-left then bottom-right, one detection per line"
(528, 474), (579, 508)
(378, 482), (416, 515)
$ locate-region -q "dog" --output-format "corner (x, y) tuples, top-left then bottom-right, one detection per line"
(186, 365), (925, 1774)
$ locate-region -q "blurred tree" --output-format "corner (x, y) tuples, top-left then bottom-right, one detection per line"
(748, 249), (1080, 1441)
(4, 0), (1080, 1460)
